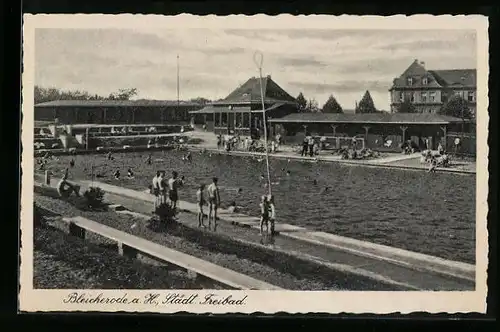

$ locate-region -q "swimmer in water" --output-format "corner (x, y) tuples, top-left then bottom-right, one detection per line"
(227, 201), (238, 213)
(145, 153), (152, 165)
(260, 174), (265, 181)
(313, 179), (317, 185)
(69, 158), (75, 168)
(286, 170), (291, 176)
(237, 188), (243, 194)
(321, 186), (330, 194)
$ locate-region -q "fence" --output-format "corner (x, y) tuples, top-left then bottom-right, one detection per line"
(446, 132), (476, 157)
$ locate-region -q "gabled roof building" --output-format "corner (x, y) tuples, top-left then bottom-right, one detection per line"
(190, 75), (298, 138)
(389, 59), (476, 116)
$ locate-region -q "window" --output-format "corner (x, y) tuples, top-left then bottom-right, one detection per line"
(421, 92), (428, 103)
(455, 90), (464, 98)
(410, 92), (416, 102)
(422, 77), (428, 85)
(429, 91), (437, 102)
(399, 92), (404, 102)
(468, 91), (476, 102)
(407, 77), (413, 86)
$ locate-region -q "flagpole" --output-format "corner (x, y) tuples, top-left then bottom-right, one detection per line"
(177, 54), (180, 107)
(254, 51), (272, 196)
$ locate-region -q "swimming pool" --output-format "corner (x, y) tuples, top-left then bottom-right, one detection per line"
(42, 150), (476, 263)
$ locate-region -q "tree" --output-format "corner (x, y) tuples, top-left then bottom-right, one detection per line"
(108, 88), (138, 100)
(296, 92), (307, 111)
(355, 90), (377, 113)
(306, 98), (320, 112)
(190, 97), (211, 104)
(34, 86), (139, 104)
(322, 95), (343, 113)
(438, 95), (473, 120)
(396, 99), (418, 113)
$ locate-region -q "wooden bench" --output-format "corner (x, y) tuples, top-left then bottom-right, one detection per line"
(62, 216), (282, 290)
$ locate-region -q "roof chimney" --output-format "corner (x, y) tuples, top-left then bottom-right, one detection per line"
(414, 59), (419, 63)
(420, 61), (425, 67)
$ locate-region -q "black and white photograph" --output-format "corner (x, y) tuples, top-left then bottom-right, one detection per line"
(20, 14), (489, 314)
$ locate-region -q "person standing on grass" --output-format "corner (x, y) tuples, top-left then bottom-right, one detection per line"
(159, 171), (167, 204)
(301, 137), (308, 156)
(167, 171), (184, 211)
(152, 171), (161, 209)
(196, 184), (206, 228)
(207, 177), (220, 231)
(268, 195), (276, 236)
(259, 195), (270, 235)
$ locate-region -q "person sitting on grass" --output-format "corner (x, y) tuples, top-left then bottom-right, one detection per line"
(196, 184), (206, 228)
(57, 168), (80, 198)
(127, 168), (134, 179)
(113, 169), (120, 180)
(227, 201), (239, 213)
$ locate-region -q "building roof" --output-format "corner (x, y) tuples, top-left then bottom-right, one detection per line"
(390, 59), (476, 90)
(268, 112), (466, 124)
(34, 99), (202, 108)
(428, 69), (476, 87)
(190, 102), (286, 114)
(211, 76), (297, 105)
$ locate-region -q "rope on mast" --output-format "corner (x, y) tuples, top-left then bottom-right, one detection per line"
(253, 51), (272, 196)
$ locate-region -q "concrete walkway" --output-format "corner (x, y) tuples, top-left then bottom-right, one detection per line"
(87, 181), (474, 282)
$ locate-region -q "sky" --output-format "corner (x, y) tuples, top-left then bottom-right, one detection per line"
(35, 28), (476, 111)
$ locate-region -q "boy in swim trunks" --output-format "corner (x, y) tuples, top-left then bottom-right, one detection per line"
(152, 171), (161, 209)
(207, 177), (220, 231)
(267, 195), (276, 236)
(259, 195), (269, 235)
(196, 184), (206, 227)
(167, 171), (184, 211)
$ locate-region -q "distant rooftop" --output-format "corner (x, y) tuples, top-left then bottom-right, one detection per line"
(34, 99), (202, 108)
(211, 75), (297, 105)
(390, 59), (476, 90)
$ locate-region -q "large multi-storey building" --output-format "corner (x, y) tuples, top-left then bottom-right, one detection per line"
(389, 59), (476, 116)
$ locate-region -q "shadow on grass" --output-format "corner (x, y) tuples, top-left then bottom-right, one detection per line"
(34, 185), (109, 212)
(33, 224), (203, 290)
(156, 220), (405, 291)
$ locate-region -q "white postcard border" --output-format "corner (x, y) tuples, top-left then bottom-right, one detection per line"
(20, 14), (489, 314)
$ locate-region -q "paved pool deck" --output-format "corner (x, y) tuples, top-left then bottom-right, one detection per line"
(34, 173), (475, 291)
(184, 131), (476, 174)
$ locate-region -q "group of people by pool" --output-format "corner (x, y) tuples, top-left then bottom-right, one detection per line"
(150, 172), (223, 232)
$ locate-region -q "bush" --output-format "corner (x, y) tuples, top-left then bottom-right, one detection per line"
(83, 187), (105, 210)
(155, 203), (176, 222)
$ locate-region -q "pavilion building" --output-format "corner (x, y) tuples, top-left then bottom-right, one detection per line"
(268, 112), (474, 154)
(189, 75), (298, 138)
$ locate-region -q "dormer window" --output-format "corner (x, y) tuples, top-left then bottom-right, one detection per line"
(422, 77), (428, 85)
(407, 77), (413, 86)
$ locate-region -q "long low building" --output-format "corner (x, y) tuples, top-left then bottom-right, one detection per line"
(268, 112), (475, 154)
(34, 99), (204, 125)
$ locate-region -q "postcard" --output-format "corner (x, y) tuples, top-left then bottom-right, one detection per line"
(20, 14), (489, 314)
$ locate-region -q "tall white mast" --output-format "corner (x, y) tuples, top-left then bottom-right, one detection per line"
(254, 51), (272, 196)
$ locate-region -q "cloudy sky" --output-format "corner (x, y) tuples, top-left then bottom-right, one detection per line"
(35, 28), (476, 110)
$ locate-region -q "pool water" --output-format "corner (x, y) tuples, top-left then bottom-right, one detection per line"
(43, 150), (476, 263)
